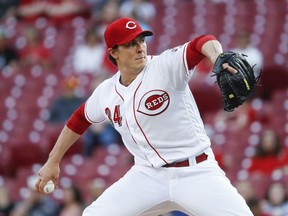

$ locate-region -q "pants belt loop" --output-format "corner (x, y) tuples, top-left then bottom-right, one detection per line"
(188, 156), (197, 166)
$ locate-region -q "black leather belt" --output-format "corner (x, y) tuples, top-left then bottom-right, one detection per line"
(162, 153), (208, 168)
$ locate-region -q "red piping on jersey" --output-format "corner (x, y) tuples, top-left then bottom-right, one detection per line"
(114, 84), (124, 101)
(125, 119), (153, 165)
(182, 44), (189, 76)
(83, 102), (104, 124)
(133, 82), (168, 164)
(125, 120), (138, 144)
(115, 81), (152, 163)
(114, 83), (137, 145)
(115, 83), (138, 143)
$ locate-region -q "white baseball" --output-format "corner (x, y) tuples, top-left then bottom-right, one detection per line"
(43, 180), (55, 194)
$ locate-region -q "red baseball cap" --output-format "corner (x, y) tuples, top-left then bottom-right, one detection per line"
(104, 17), (153, 49)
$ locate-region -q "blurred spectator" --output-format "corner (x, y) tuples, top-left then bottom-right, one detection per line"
(0, 0), (19, 20)
(11, 175), (60, 216)
(119, 0), (156, 23)
(235, 180), (257, 203)
(90, 0), (120, 74)
(86, 178), (106, 204)
(247, 198), (271, 216)
(47, 75), (120, 157)
(48, 76), (86, 124)
(11, 191), (59, 216)
(209, 142), (232, 172)
(0, 27), (19, 71)
(72, 27), (106, 75)
(214, 100), (257, 132)
(261, 182), (288, 216)
(59, 185), (84, 216)
(247, 129), (283, 175)
(18, 25), (53, 70)
(130, 9), (154, 44)
(0, 185), (15, 216)
(91, 0), (120, 34)
(83, 123), (121, 157)
(119, 3), (156, 54)
(235, 180), (272, 215)
(231, 30), (263, 76)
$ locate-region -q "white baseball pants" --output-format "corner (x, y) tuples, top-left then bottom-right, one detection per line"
(82, 150), (253, 216)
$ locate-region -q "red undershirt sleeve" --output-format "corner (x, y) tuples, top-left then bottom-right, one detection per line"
(186, 35), (217, 70)
(66, 103), (91, 135)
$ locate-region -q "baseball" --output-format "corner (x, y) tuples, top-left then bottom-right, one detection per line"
(43, 180), (55, 194)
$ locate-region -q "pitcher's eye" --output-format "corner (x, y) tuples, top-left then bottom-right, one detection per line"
(124, 37), (145, 48)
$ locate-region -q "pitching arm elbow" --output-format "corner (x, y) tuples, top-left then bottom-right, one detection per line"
(201, 40), (223, 65)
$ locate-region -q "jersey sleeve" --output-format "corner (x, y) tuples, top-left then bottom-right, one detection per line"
(155, 34), (216, 91)
(66, 79), (113, 134)
(186, 35), (217, 70)
(84, 83), (106, 124)
(66, 103), (91, 135)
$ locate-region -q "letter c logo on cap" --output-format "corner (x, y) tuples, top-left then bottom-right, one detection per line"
(126, 21), (137, 29)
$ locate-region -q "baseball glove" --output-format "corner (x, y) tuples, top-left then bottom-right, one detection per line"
(212, 51), (260, 112)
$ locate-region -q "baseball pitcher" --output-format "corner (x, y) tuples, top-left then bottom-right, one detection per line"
(36, 17), (253, 216)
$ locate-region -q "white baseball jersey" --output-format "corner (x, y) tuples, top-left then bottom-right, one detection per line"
(84, 43), (211, 167)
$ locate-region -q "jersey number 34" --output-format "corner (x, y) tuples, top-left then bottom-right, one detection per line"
(105, 105), (122, 127)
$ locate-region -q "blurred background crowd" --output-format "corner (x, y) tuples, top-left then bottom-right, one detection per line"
(0, 0), (288, 216)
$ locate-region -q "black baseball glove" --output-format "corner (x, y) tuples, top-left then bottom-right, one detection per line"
(212, 51), (260, 112)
